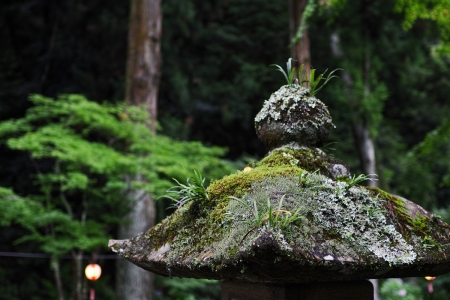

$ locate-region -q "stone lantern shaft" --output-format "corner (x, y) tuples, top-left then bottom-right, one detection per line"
(222, 280), (373, 300)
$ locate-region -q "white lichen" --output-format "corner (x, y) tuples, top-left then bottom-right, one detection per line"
(255, 85), (312, 123)
(219, 172), (417, 265)
(255, 84), (334, 147)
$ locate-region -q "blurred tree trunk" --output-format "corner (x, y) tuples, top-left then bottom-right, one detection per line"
(289, 0), (311, 72)
(51, 257), (65, 300)
(116, 0), (161, 299)
(353, 46), (378, 186)
(73, 250), (84, 300)
(125, 0), (161, 133)
(353, 123), (378, 186)
(117, 176), (155, 300)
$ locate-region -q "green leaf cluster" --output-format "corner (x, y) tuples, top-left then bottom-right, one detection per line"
(0, 94), (235, 258)
(270, 58), (341, 96)
(395, 119), (450, 209)
(395, 0), (450, 53)
(161, 170), (210, 209)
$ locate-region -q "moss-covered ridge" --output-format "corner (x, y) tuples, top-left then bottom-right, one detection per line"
(252, 144), (350, 180)
(110, 146), (450, 283)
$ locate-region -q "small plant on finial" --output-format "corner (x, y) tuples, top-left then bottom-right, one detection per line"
(270, 58), (297, 87)
(270, 58), (342, 97)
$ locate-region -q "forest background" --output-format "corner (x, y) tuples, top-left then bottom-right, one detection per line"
(1, 0), (450, 299)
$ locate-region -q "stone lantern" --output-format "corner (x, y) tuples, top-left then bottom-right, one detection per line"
(110, 83), (450, 300)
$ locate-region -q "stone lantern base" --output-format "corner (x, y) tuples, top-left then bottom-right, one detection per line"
(221, 280), (373, 300)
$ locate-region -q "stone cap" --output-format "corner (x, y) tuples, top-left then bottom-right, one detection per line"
(255, 85), (334, 149)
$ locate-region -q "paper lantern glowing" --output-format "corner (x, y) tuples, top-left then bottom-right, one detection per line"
(425, 276), (436, 293)
(85, 264), (102, 281)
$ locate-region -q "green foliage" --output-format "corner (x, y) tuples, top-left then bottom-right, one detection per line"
(395, 0), (450, 53)
(0, 93), (234, 298)
(270, 58), (341, 96)
(161, 170), (210, 209)
(154, 276), (220, 300)
(270, 58), (297, 86)
(307, 67), (342, 96)
(0, 93), (234, 238)
(0, 192), (105, 255)
(395, 119), (450, 209)
(380, 279), (423, 300)
(344, 174), (378, 191)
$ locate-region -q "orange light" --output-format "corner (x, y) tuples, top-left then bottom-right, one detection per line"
(425, 276), (436, 281)
(85, 264), (102, 281)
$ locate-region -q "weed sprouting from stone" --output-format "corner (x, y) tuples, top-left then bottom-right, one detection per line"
(270, 58), (341, 96)
(344, 173), (378, 192)
(160, 170), (209, 209)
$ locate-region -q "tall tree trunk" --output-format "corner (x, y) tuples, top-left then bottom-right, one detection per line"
(73, 250), (84, 300)
(117, 175), (155, 300)
(51, 256), (65, 300)
(116, 0), (161, 299)
(289, 0), (311, 72)
(125, 0), (162, 134)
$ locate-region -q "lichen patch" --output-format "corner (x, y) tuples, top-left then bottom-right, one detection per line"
(255, 85), (334, 148)
(217, 173), (417, 265)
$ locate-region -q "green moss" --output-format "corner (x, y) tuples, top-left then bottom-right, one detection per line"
(252, 146), (343, 178)
(136, 149), (449, 272)
(410, 214), (430, 233)
(208, 165), (301, 204)
(146, 164), (302, 262)
(365, 187), (427, 235)
(365, 186), (450, 254)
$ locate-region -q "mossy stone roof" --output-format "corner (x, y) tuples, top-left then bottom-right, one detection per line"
(110, 146), (450, 283)
(110, 86), (450, 283)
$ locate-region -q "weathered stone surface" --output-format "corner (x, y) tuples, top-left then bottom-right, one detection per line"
(110, 84), (450, 284)
(110, 145), (450, 283)
(255, 85), (333, 149)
